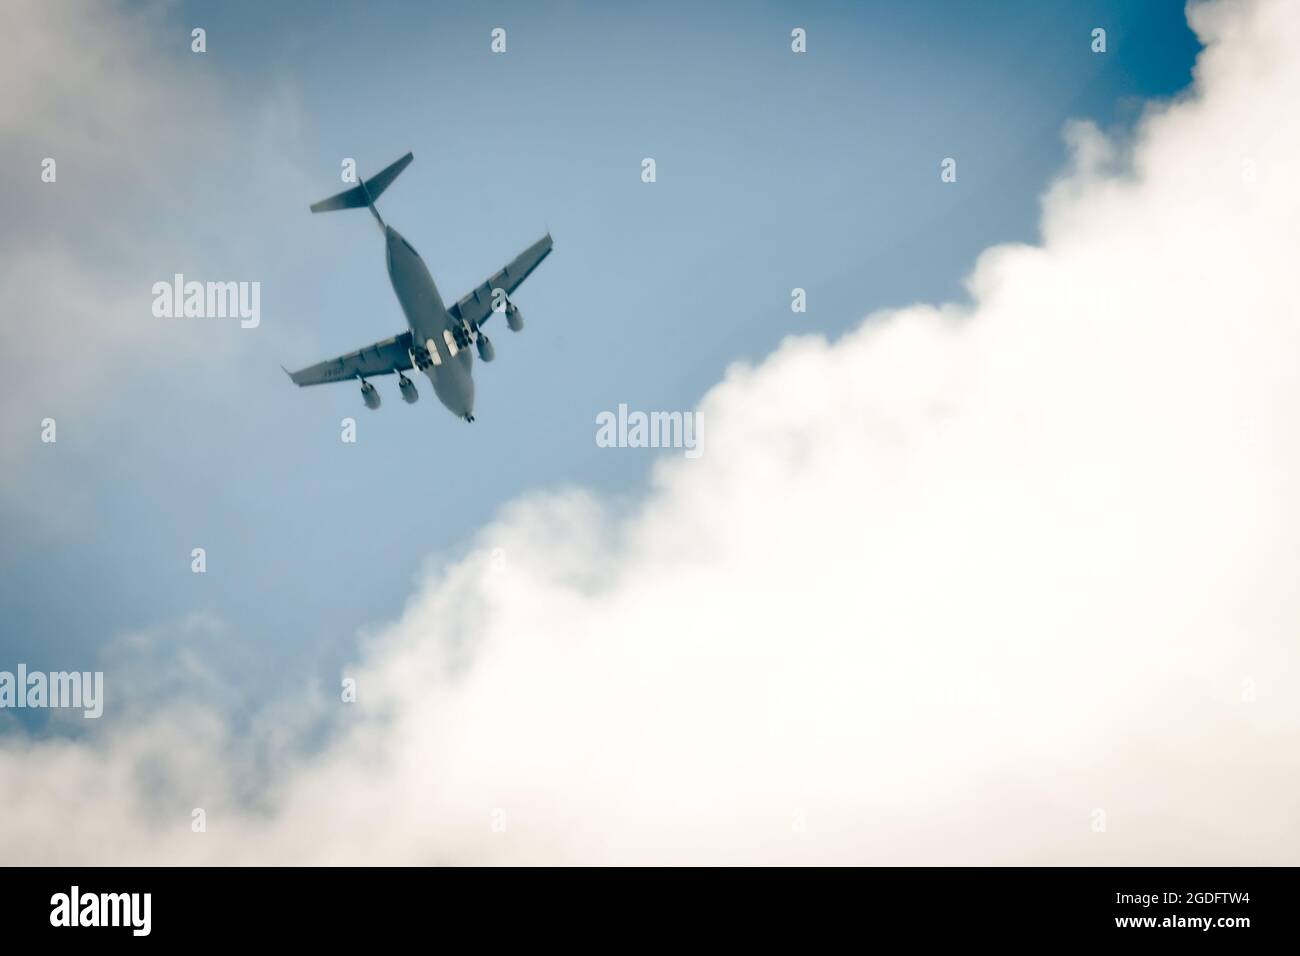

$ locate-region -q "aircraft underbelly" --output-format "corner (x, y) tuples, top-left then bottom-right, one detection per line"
(388, 251), (474, 417)
(391, 260), (446, 343)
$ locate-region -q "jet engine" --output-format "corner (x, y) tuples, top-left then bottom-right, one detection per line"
(360, 379), (381, 410)
(476, 334), (495, 362)
(398, 373), (419, 403)
(505, 302), (524, 332)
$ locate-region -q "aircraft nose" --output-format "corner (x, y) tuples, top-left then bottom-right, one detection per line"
(457, 371), (475, 419)
(461, 381), (475, 419)
(433, 364), (474, 420)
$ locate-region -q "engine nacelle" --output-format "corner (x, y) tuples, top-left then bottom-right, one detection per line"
(360, 379), (381, 410)
(476, 334), (495, 362)
(505, 303), (524, 332)
(398, 374), (419, 403)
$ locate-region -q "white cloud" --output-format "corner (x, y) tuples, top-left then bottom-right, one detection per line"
(0, 0), (310, 518)
(3, 0), (1300, 864)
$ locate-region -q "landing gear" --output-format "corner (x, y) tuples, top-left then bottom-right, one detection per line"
(409, 345), (435, 371)
(465, 414), (475, 423)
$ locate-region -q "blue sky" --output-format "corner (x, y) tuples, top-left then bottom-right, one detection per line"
(1, 0), (1201, 732)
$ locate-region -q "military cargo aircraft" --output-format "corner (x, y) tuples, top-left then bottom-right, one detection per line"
(285, 152), (552, 422)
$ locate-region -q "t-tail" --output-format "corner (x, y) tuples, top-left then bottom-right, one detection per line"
(309, 152), (413, 230)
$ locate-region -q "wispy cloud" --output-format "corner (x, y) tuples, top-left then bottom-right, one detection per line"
(0, 0), (310, 523)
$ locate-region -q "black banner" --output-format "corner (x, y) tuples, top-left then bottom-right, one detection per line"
(0, 867), (1287, 944)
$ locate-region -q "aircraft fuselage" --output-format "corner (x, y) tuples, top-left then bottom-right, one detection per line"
(384, 225), (475, 420)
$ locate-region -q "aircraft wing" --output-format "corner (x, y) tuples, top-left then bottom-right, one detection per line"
(447, 233), (553, 330)
(285, 331), (413, 386)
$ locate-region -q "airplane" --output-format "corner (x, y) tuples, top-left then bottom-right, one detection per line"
(284, 152), (552, 422)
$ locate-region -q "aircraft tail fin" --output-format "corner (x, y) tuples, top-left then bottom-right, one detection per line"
(309, 152), (414, 214)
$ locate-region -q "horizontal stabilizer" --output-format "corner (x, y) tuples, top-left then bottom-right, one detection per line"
(309, 152), (414, 214)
